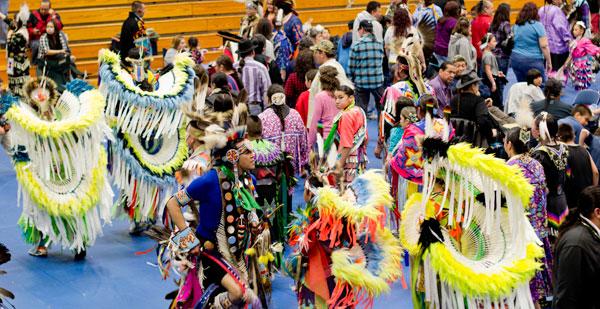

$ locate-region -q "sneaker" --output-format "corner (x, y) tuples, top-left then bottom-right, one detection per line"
(28, 246), (48, 257)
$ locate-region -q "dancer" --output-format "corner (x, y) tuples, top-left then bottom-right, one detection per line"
(163, 122), (278, 308)
(400, 118), (545, 308)
(98, 48), (194, 234)
(4, 78), (113, 259)
(287, 169), (404, 308)
(1, 5), (30, 97)
(328, 85), (368, 189)
(566, 21), (600, 90)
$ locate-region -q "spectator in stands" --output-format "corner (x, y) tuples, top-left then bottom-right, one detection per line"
(274, 0), (303, 55)
(237, 39), (271, 115)
(553, 186), (600, 309)
(448, 17), (476, 72)
(285, 49), (314, 108)
(412, 0), (442, 26)
(188, 37), (204, 65)
(27, 0), (62, 69)
(352, 1), (384, 43)
(558, 104), (593, 145)
(511, 2), (552, 82)
(215, 54), (243, 92)
(164, 35), (186, 65)
(591, 0), (600, 34)
(337, 20), (354, 73)
(349, 20), (385, 115)
(119, 1), (146, 61)
(433, 1), (460, 63)
(539, 0), (573, 70)
(530, 78), (572, 119)
(385, 8), (425, 73)
(490, 3), (512, 76)
(557, 123), (599, 209)
(427, 61), (456, 117)
(241, 1), (260, 39)
(470, 0), (493, 61)
(38, 20), (75, 92)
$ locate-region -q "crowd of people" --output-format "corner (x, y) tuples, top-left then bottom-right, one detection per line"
(0, 0), (599, 308)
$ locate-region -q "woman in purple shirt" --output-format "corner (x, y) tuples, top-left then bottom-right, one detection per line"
(433, 1), (460, 63)
(539, 0), (573, 69)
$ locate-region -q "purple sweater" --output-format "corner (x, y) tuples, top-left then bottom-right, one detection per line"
(434, 17), (458, 57)
(539, 5), (573, 54)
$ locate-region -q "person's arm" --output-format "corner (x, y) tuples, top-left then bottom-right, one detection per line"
(166, 196), (188, 231)
(590, 153), (599, 185)
(554, 245), (585, 308)
(539, 36), (552, 71)
(27, 14), (38, 38)
(579, 128), (590, 146)
(308, 94), (323, 146)
(348, 45), (357, 82)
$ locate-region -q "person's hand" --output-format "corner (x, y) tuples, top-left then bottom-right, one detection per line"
(190, 245), (201, 256)
(49, 9), (55, 15)
(374, 143), (383, 159)
(485, 98), (493, 107)
(498, 71), (505, 78)
(546, 60), (553, 72)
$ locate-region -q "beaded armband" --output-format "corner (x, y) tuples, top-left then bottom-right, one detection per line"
(174, 189), (192, 207)
(169, 227), (200, 253)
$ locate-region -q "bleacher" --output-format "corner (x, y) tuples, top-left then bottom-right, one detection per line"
(0, 0), (542, 84)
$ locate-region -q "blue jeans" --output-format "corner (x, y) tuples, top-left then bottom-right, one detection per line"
(510, 53), (546, 82)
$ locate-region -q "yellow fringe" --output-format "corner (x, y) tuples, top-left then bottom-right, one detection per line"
(14, 148), (109, 218)
(6, 90), (105, 138)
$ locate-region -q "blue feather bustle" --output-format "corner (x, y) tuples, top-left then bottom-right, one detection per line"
(65, 79), (93, 97)
(0, 94), (17, 115)
(98, 63), (195, 110)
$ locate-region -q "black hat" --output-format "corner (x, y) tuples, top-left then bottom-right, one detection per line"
(359, 19), (374, 33)
(456, 70), (482, 90)
(236, 39), (257, 54)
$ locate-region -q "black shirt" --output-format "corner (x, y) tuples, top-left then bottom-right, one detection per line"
(565, 145), (594, 208)
(450, 92), (495, 141)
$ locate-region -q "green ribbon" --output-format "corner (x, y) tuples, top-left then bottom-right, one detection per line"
(220, 166), (261, 211)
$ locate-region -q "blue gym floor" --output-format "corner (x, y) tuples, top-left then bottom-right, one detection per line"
(0, 71), (595, 308)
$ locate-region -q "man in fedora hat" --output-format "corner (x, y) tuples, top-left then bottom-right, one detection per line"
(349, 19), (385, 115)
(237, 39), (271, 116)
(450, 70), (496, 147)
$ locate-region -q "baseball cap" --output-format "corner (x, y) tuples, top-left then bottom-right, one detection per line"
(310, 40), (335, 55)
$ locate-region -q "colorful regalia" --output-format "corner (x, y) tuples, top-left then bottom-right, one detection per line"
(4, 78), (113, 254)
(568, 37), (600, 90)
(150, 120), (279, 309)
(400, 128), (544, 308)
(98, 49), (193, 224)
(324, 102), (368, 187)
(287, 170), (405, 308)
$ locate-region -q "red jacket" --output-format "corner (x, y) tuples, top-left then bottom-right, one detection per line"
(27, 10), (63, 42)
(471, 14), (492, 60)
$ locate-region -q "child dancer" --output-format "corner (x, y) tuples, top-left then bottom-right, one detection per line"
(567, 21), (600, 90)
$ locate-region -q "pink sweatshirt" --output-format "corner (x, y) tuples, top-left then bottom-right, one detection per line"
(572, 38), (600, 58)
(308, 91), (338, 146)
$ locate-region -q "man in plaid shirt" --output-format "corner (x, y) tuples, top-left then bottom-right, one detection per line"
(348, 19), (385, 115)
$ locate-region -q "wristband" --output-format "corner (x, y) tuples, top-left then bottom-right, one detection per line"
(170, 227), (200, 253)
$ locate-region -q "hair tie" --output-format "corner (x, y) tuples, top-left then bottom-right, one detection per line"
(271, 92), (286, 106)
(408, 112), (418, 123)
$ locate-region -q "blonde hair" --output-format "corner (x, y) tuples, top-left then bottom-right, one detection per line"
(171, 35), (185, 49)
